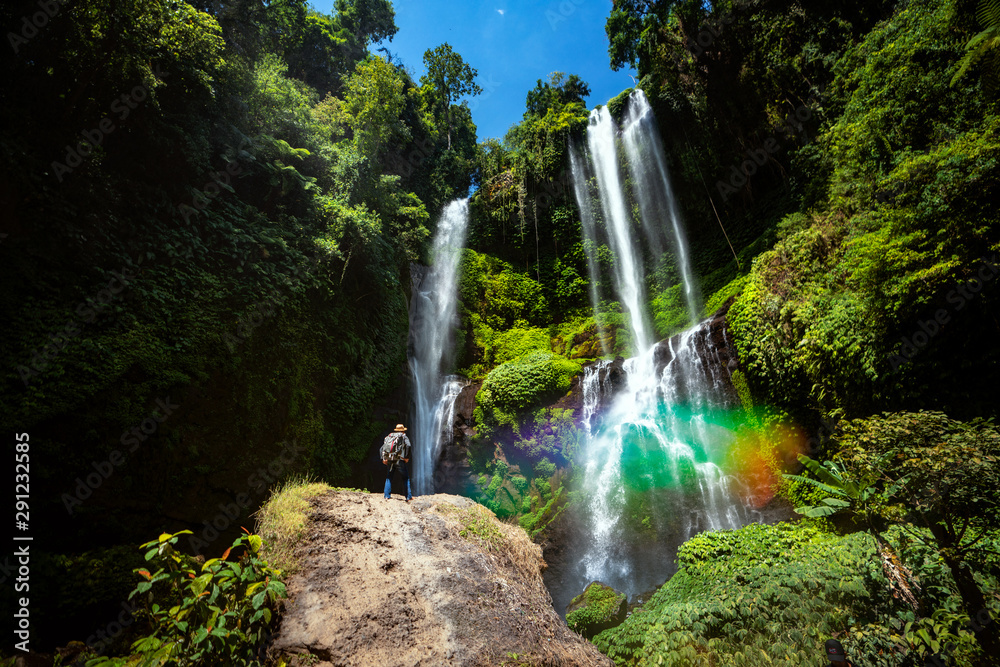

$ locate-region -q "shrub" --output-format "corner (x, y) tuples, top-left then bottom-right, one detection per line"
(475, 351), (581, 434)
(534, 458), (556, 477)
(566, 582), (627, 639)
(485, 326), (551, 366)
(593, 523), (903, 667)
(88, 531), (285, 667)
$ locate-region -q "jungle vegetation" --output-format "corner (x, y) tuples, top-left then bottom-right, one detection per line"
(1, 0), (998, 664)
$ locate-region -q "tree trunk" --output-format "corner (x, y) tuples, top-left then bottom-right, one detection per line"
(873, 534), (920, 612)
(928, 523), (999, 660)
(945, 554), (999, 661)
(446, 103), (452, 150)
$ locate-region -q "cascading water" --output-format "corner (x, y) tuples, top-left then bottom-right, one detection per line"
(622, 89), (699, 324)
(569, 147), (609, 356)
(408, 199), (469, 496)
(584, 104), (654, 354)
(548, 92), (765, 614)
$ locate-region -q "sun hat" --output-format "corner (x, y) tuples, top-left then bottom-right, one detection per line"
(394, 424), (407, 432)
(825, 639), (846, 663)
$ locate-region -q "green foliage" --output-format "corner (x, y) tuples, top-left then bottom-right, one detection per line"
(486, 327), (551, 366)
(594, 523), (909, 667)
(343, 56), (409, 159)
(421, 42), (482, 150)
(468, 72), (591, 304)
(87, 531), (284, 666)
(0, 9), (473, 654)
(518, 482), (566, 539)
(650, 284), (689, 339)
(702, 274), (749, 318)
(475, 352), (580, 432)
(784, 455), (883, 522)
(457, 249), (555, 376)
(952, 0), (1000, 88)
(566, 583), (626, 638)
(834, 411), (1000, 656)
(534, 458), (556, 477)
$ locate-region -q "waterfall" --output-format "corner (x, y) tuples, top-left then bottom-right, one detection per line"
(569, 146), (609, 356)
(560, 323), (760, 610)
(548, 92), (759, 613)
(585, 105), (654, 355)
(408, 199), (469, 496)
(622, 89), (699, 323)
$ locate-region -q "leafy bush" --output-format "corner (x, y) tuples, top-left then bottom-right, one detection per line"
(594, 523), (908, 667)
(702, 273), (748, 318)
(726, 0), (1000, 420)
(474, 351), (580, 434)
(88, 531), (285, 667)
(485, 326), (551, 367)
(534, 458), (556, 477)
(650, 284), (689, 339)
(567, 582), (627, 639)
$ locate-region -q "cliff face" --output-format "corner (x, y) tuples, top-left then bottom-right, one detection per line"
(270, 490), (613, 667)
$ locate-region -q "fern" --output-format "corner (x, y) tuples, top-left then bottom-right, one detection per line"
(951, 0), (1000, 87)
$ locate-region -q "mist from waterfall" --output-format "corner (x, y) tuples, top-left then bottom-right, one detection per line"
(550, 91), (760, 613)
(408, 199), (469, 496)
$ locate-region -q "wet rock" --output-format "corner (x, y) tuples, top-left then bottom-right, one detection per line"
(452, 381), (481, 426)
(651, 300), (741, 408)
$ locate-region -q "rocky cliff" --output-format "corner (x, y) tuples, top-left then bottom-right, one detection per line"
(269, 490), (613, 667)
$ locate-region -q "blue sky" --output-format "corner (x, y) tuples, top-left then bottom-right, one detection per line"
(312, 0), (638, 141)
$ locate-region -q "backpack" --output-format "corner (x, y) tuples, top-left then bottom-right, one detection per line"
(382, 432), (409, 464)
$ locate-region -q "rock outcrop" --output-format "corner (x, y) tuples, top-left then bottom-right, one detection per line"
(565, 582), (628, 640)
(436, 380), (482, 495)
(270, 490), (613, 667)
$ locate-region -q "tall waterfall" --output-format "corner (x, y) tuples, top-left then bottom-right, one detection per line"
(622, 90), (699, 324)
(550, 91), (760, 613)
(408, 199), (469, 496)
(584, 103), (655, 354)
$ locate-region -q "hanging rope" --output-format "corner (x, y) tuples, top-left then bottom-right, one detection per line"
(681, 125), (741, 271)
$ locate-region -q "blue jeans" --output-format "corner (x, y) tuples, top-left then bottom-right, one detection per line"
(384, 461), (411, 500)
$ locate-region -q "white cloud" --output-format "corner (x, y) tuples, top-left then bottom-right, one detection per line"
(497, 9), (505, 15)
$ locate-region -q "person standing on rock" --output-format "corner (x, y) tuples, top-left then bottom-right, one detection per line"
(381, 424), (412, 502)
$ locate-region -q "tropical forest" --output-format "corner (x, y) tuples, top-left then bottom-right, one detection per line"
(1, 0), (999, 665)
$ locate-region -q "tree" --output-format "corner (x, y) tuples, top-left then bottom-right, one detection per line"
(343, 56), (409, 163)
(333, 0), (398, 63)
(260, 0), (397, 93)
(524, 72), (591, 117)
(421, 43), (482, 149)
(606, 0), (653, 71)
(794, 411), (1000, 661)
(785, 454), (922, 612)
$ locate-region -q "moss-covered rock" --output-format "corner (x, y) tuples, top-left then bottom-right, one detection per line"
(474, 351), (580, 433)
(566, 581), (627, 639)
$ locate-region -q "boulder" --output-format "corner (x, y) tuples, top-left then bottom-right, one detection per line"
(271, 490), (613, 667)
(565, 581), (628, 639)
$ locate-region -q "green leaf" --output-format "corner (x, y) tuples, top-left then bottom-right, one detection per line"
(191, 573), (212, 596)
